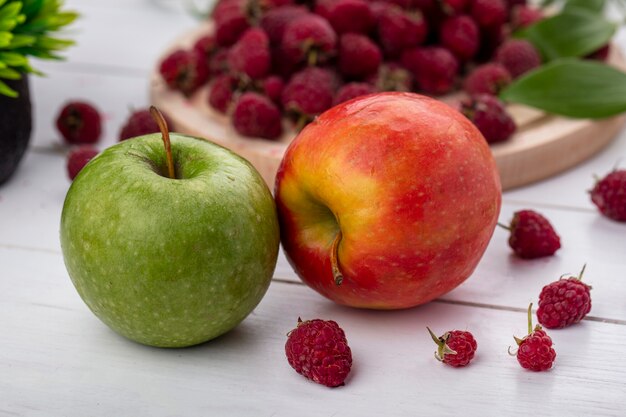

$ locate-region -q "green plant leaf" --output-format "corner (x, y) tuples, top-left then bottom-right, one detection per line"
(0, 66), (21, 79)
(0, 51), (28, 66)
(7, 33), (35, 48)
(0, 31), (12, 47)
(564, 0), (606, 14)
(516, 8), (616, 60)
(500, 59), (626, 119)
(0, 78), (18, 97)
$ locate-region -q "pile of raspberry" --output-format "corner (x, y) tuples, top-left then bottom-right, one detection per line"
(159, 0), (555, 142)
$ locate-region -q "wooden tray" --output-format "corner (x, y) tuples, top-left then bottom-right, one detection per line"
(150, 22), (626, 190)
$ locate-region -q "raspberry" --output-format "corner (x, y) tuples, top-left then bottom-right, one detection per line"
(537, 265), (592, 329)
(471, 0), (507, 29)
(281, 67), (337, 123)
(334, 82), (376, 105)
(232, 92), (283, 139)
(439, 15), (480, 61)
(586, 44), (611, 61)
(315, 0), (375, 35)
(228, 28), (271, 79)
(119, 109), (174, 141)
(193, 34), (218, 66)
(260, 6), (309, 44)
(281, 14), (338, 65)
(511, 304), (556, 372)
(263, 76), (285, 105)
(377, 6), (428, 58)
(440, 0), (469, 15)
(285, 318), (352, 387)
(338, 33), (382, 78)
(402, 47), (459, 95)
(427, 327), (477, 367)
(511, 5), (543, 30)
(67, 146), (99, 180)
(501, 209), (561, 259)
(458, 94), (516, 143)
(159, 49), (209, 96)
(56, 101), (102, 145)
(463, 63), (512, 96)
(494, 39), (541, 78)
(590, 169), (626, 221)
(213, 0), (252, 46)
(208, 75), (240, 113)
(209, 49), (230, 77)
(368, 63), (413, 92)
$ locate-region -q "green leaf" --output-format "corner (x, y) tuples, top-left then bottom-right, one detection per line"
(0, 78), (18, 97)
(564, 0), (606, 14)
(500, 59), (626, 119)
(0, 51), (28, 66)
(7, 33), (35, 48)
(0, 31), (12, 47)
(34, 35), (73, 50)
(0, 2), (22, 22)
(0, 66), (22, 79)
(516, 9), (616, 60)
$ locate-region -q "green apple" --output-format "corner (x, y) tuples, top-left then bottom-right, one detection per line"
(60, 131), (280, 348)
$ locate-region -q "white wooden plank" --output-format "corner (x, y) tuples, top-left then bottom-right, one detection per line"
(1, 247), (625, 417)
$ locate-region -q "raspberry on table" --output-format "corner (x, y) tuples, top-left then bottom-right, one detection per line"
(458, 94), (516, 143)
(537, 265), (592, 329)
(228, 28), (271, 79)
(338, 33), (382, 78)
(463, 63), (512, 96)
(499, 209), (561, 259)
(439, 15), (480, 61)
(511, 4), (544, 30)
(281, 14), (338, 65)
(586, 44), (611, 61)
(590, 169), (626, 221)
(67, 146), (99, 180)
(263, 76), (285, 106)
(401, 46), (459, 95)
(368, 63), (413, 92)
(213, 0), (253, 46)
(260, 5), (309, 44)
(427, 327), (477, 367)
(232, 92), (283, 139)
(285, 318), (352, 387)
(440, 0), (470, 15)
(494, 39), (542, 79)
(511, 304), (556, 372)
(119, 109), (174, 141)
(334, 82), (376, 105)
(315, 0), (375, 35)
(208, 74), (240, 114)
(377, 6), (428, 58)
(56, 101), (102, 145)
(471, 0), (507, 29)
(159, 49), (209, 96)
(281, 67), (337, 125)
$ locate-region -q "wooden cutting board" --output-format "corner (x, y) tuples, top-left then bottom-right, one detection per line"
(150, 22), (626, 190)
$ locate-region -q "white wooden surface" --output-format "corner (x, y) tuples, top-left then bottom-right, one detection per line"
(2, 1), (626, 416)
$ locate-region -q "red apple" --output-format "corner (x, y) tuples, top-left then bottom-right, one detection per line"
(275, 92), (501, 309)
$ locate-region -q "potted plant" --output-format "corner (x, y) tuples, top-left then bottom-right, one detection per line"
(0, 0), (77, 185)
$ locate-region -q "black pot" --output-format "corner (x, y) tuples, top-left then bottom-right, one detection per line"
(0, 76), (32, 185)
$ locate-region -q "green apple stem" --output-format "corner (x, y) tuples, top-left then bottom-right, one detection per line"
(150, 106), (175, 179)
(330, 231), (344, 286)
(497, 222), (511, 231)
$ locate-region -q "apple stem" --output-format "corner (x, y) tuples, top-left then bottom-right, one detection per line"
(497, 222), (511, 231)
(330, 231), (344, 286)
(150, 106), (175, 179)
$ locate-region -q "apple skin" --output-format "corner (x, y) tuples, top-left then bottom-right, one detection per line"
(275, 92), (501, 309)
(61, 134), (280, 347)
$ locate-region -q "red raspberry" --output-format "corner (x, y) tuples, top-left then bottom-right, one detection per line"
(208, 75), (240, 113)
(338, 33), (382, 78)
(193, 34), (218, 67)
(119, 109), (174, 141)
(232, 92), (283, 139)
(501, 209), (561, 259)
(511, 304), (556, 372)
(458, 94), (516, 143)
(439, 15), (480, 61)
(377, 6), (428, 58)
(586, 44), (611, 61)
(334, 82), (376, 105)
(213, 0), (252, 46)
(281, 67), (337, 124)
(315, 0), (375, 35)
(402, 47), (459, 95)
(263, 76), (285, 105)
(463, 63), (512, 96)
(208, 49), (230, 77)
(537, 265), (592, 329)
(511, 5), (543, 30)
(427, 327), (477, 367)
(56, 101), (102, 145)
(67, 146), (99, 180)
(494, 39), (541, 79)
(228, 28), (271, 79)
(590, 169), (626, 221)
(471, 0), (507, 29)
(260, 6), (309, 44)
(367, 63), (413, 92)
(281, 14), (338, 65)
(159, 49), (209, 96)
(441, 0), (470, 15)
(285, 318), (352, 387)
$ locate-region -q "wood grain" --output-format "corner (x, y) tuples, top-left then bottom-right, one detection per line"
(150, 22), (626, 190)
